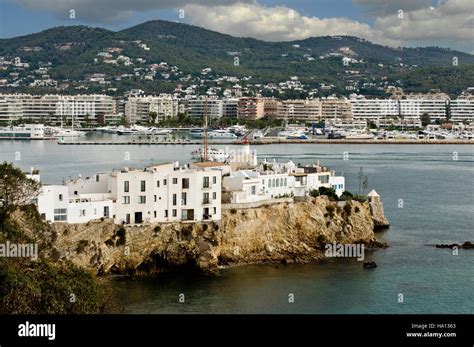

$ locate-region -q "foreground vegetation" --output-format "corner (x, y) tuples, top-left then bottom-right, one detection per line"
(0, 162), (122, 314)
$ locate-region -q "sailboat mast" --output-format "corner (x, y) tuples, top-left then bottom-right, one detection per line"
(203, 97), (209, 162)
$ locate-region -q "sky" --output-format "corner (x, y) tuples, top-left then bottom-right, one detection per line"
(0, 0), (473, 53)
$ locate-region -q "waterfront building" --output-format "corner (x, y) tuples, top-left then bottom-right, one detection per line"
(237, 97), (265, 120)
(349, 95), (399, 121)
(0, 93), (116, 124)
(276, 99), (321, 122)
(223, 160), (345, 205)
(125, 94), (179, 124)
(36, 162), (223, 225)
(185, 97), (223, 119)
(222, 98), (239, 118)
(320, 97), (353, 122)
(399, 93), (449, 121)
(263, 98), (279, 118)
(450, 94), (474, 123)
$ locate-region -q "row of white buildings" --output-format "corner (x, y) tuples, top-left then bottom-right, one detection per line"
(31, 146), (345, 225)
(2, 92), (473, 124)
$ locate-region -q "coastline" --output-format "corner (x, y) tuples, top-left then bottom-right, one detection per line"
(19, 196), (389, 277)
(54, 139), (474, 145)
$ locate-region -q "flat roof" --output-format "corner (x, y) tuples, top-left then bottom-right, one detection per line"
(192, 161), (226, 167)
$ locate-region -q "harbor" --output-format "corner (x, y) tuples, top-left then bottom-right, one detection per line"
(56, 138), (474, 145)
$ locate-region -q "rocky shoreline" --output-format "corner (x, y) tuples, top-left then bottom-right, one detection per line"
(18, 196), (390, 276)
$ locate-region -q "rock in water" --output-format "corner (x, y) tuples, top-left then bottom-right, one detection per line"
(363, 261), (377, 269)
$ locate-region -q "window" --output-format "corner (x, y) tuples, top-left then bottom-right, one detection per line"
(96, 174), (99, 182)
(172, 209), (177, 217)
(172, 177), (178, 184)
(284, 178), (287, 186)
(54, 208), (67, 214)
(138, 196), (146, 204)
(203, 192), (210, 204)
(79, 210), (86, 217)
(182, 178), (189, 189)
(154, 211), (157, 218)
(164, 210), (168, 218)
(276, 179), (279, 187)
(54, 215), (67, 221)
(203, 176), (210, 188)
(213, 176), (217, 184)
(181, 192), (187, 205)
(154, 195), (157, 202)
(122, 196), (130, 204)
(251, 186), (256, 195)
(212, 192), (217, 200)
(140, 180), (146, 192)
(163, 179), (167, 186)
(157, 181), (160, 188)
(124, 181), (129, 192)
(269, 180), (272, 188)
(319, 175), (329, 184)
(58, 194), (63, 201)
(280, 178), (284, 186)
(213, 207), (217, 214)
(172, 194), (177, 206)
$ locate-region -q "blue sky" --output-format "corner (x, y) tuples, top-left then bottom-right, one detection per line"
(0, 0), (472, 53)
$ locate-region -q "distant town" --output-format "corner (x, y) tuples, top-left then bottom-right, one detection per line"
(0, 87), (473, 142)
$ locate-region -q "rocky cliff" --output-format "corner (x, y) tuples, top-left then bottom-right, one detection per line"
(23, 196), (387, 275)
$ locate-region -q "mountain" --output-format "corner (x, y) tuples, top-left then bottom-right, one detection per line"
(0, 20), (473, 96)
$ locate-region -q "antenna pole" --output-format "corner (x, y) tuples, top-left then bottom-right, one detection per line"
(203, 97), (208, 162)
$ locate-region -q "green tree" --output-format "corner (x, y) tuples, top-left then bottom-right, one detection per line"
(0, 162), (41, 222)
(148, 111), (158, 124)
(420, 113), (431, 127)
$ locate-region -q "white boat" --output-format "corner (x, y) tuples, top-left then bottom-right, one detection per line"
(208, 130), (238, 139)
(344, 129), (375, 140)
(286, 132), (309, 140)
(0, 124), (45, 140)
(54, 128), (86, 138)
(189, 128), (205, 138)
(149, 128), (173, 135)
(191, 148), (230, 162)
(190, 129), (238, 139)
(278, 129), (308, 139)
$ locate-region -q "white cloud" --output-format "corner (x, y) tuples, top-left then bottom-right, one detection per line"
(10, 0), (251, 22)
(183, 3), (400, 46)
(358, 0), (474, 43)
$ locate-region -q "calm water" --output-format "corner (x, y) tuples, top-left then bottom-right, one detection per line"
(1, 136), (473, 313)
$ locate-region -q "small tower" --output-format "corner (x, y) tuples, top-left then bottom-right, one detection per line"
(367, 189), (380, 203)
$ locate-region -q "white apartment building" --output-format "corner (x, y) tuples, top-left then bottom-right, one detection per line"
(320, 97), (353, 122)
(222, 98), (239, 118)
(399, 93), (449, 120)
(36, 162), (223, 225)
(0, 94), (116, 123)
(185, 97), (223, 118)
(450, 94), (474, 123)
(276, 99), (321, 122)
(349, 96), (399, 121)
(125, 94), (179, 124)
(223, 160), (345, 205)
